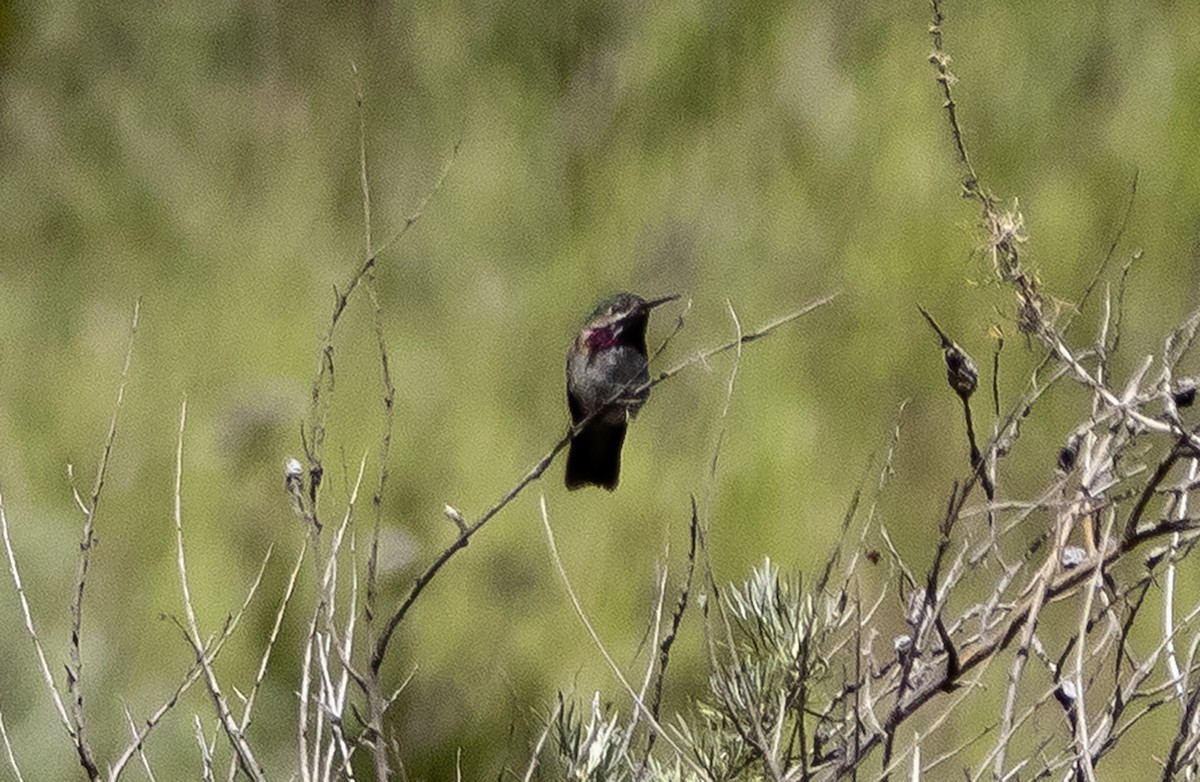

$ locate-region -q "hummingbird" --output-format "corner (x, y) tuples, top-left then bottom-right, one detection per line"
(565, 292), (678, 491)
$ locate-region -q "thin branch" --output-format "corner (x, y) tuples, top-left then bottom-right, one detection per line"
(643, 497), (700, 765)
(121, 705), (157, 782)
(193, 715), (215, 782)
(172, 399), (266, 782)
(521, 699), (562, 782)
(1070, 510), (1115, 782)
(623, 561), (669, 759)
(0, 484), (73, 735)
(1165, 460), (1199, 705)
(109, 545), (273, 780)
(303, 131), (459, 522)
(0, 708), (24, 782)
(64, 298), (141, 779)
(1066, 171), (1140, 335)
(223, 541), (306, 782)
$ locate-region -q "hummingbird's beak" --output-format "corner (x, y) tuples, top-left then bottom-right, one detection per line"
(641, 294), (680, 311)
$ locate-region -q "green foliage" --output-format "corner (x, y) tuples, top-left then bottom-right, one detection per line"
(551, 559), (829, 781)
(689, 560), (821, 779)
(555, 693), (634, 781)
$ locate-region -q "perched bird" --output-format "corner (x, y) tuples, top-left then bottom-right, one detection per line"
(565, 292), (678, 490)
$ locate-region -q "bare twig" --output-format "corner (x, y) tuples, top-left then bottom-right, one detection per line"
(303, 122), (459, 532)
(63, 298), (141, 779)
(0, 708), (24, 782)
(1165, 460), (1199, 705)
(121, 705), (157, 782)
(172, 399), (266, 782)
(109, 545), (273, 780)
(623, 561), (669, 759)
(223, 540), (306, 782)
(0, 486), (73, 738)
(643, 497), (699, 765)
(0, 302), (141, 777)
(1069, 509), (1115, 782)
(521, 699), (563, 782)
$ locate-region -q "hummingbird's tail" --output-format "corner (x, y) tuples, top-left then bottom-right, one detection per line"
(565, 420), (627, 491)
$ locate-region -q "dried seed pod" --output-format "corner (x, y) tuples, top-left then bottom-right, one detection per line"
(944, 343), (978, 399)
(1057, 431), (1083, 474)
(1173, 377), (1197, 408)
(918, 306), (978, 400)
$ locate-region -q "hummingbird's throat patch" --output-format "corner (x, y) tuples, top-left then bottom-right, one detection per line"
(586, 325), (618, 350)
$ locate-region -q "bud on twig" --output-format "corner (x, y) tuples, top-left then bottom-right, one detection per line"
(444, 504), (468, 534)
(284, 457), (305, 519)
(919, 305), (978, 401)
(1057, 429), (1084, 474)
(944, 343), (979, 399)
(1172, 377), (1197, 408)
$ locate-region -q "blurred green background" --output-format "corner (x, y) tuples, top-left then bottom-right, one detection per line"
(2, 0), (1200, 778)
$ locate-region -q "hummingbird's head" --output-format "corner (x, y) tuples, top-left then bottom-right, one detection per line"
(581, 292), (678, 350)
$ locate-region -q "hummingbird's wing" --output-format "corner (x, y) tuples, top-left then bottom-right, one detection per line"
(567, 383), (586, 424)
